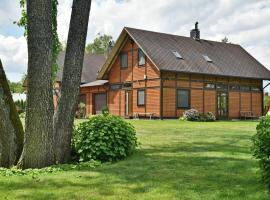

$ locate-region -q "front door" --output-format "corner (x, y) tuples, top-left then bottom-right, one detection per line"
(125, 91), (132, 117)
(94, 93), (107, 115)
(217, 92), (228, 119)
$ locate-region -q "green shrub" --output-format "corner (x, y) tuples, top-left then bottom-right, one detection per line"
(205, 112), (216, 122)
(73, 114), (138, 162)
(252, 116), (270, 190)
(182, 109), (216, 122)
(183, 109), (200, 121)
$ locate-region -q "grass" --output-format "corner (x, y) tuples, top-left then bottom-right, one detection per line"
(0, 120), (268, 200)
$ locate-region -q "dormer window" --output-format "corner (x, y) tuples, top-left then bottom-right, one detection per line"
(172, 50), (183, 59)
(203, 54), (213, 62)
(138, 49), (145, 66)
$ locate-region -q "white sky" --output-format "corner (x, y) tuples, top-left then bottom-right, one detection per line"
(0, 0), (269, 82)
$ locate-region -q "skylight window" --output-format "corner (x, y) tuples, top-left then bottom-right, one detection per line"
(203, 55), (213, 62)
(172, 50), (183, 59)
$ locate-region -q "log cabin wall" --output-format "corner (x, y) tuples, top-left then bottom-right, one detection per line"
(83, 37), (161, 117)
(161, 72), (263, 119)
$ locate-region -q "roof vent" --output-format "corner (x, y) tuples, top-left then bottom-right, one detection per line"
(203, 54), (213, 62)
(190, 22), (200, 40)
(172, 50), (183, 59)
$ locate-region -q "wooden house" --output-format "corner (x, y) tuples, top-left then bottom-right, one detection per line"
(79, 24), (270, 119)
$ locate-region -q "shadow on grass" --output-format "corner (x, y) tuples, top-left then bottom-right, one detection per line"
(0, 140), (267, 200)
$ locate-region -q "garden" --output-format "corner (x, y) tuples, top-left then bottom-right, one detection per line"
(0, 118), (269, 200)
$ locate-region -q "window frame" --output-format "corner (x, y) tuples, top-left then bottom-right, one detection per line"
(120, 52), (128, 69)
(137, 89), (145, 106)
(138, 49), (146, 66)
(176, 89), (190, 109)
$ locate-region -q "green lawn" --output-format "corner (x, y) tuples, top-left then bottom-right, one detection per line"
(0, 120), (268, 200)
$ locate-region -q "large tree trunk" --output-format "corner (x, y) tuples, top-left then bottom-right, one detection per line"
(53, 0), (92, 163)
(18, 0), (54, 169)
(0, 60), (24, 167)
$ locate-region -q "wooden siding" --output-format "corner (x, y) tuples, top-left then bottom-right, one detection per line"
(204, 90), (216, 114)
(229, 92), (240, 118)
(191, 89), (203, 113)
(163, 88), (176, 117)
(252, 93), (262, 116)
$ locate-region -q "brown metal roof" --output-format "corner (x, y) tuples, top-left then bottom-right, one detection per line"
(57, 52), (106, 83)
(124, 27), (270, 80)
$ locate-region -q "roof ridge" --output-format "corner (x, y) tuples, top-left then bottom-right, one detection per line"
(124, 26), (240, 46)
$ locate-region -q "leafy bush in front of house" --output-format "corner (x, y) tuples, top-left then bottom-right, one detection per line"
(73, 114), (138, 162)
(182, 109), (216, 122)
(183, 109), (200, 121)
(252, 115), (270, 190)
(205, 112), (216, 122)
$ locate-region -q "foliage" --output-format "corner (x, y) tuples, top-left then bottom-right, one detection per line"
(14, 100), (26, 114)
(73, 114), (138, 162)
(85, 34), (114, 55)
(204, 112), (216, 122)
(101, 106), (109, 116)
(17, 0), (61, 80)
(251, 116), (270, 190)
(0, 160), (100, 177)
(76, 102), (86, 119)
(19, 112), (26, 119)
(183, 109), (216, 122)
(183, 109), (200, 121)
(8, 80), (25, 93)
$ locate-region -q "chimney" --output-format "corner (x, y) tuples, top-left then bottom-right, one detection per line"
(107, 41), (114, 56)
(190, 22), (200, 40)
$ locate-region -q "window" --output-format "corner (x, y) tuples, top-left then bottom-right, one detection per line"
(120, 52), (128, 69)
(216, 83), (228, 90)
(229, 85), (240, 91)
(122, 82), (132, 89)
(138, 49), (145, 66)
(137, 90), (145, 106)
(172, 50), (183, 59)
(110, 84), (122, 90)
(251, 86), (261, 92)
(204, 83), (215, 89)
(203, 54), (213, 62)
(177, 89), (190, 108)
(240, 85), (250, 91)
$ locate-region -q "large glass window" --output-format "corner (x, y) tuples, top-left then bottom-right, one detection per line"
(120, 52), (128, 69)
(137, 90), (145, 106)
(251, 86), (261, 92)
(204, 83), (215, 89)
(138, 49), (145, 66)
(229, 85), (240, 91)
(177, 89), (190, 108)
(216, 83), (228, 90)
(240, 85), (250, 91)
(110, 84), (122, 90)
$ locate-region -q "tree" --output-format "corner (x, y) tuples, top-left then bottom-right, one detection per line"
(85, 34), (114, 55)
(53, 0), (92, 163)
(18, 0), (55, 169)
(17, 0), (61, 80)
(221, 36), (228, 43)
(0, 60), (24, 167)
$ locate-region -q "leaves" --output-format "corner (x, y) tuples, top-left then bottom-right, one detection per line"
(73, 114), (138, 162)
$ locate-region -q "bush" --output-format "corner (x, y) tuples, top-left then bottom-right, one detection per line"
(205, 112), (216, 122)
(182, 109), (216, 122)
(183, 109), (200, 121)
(73, 114), (138, 162)
(252, 116), (270, 190)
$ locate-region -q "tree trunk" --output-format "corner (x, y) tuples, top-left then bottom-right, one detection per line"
(0, 60), (24, 167)
(53, 0), (92, 163)
(18, 0), (54, 169)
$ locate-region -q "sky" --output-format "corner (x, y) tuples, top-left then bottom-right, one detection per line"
(0, 0), (269, 82)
